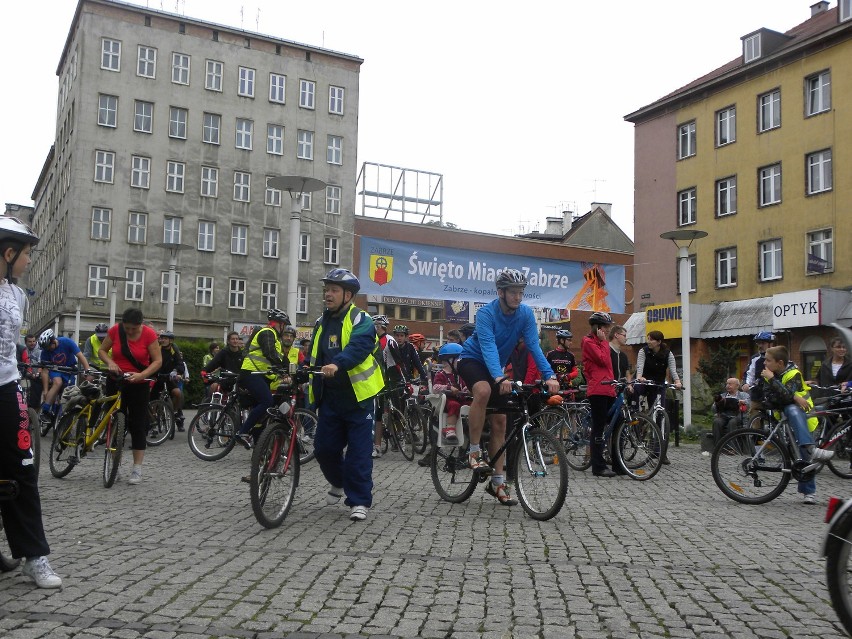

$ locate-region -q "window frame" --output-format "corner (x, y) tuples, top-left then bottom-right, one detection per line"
(263, 228), (280, 258)
(759, 239), (783, 282)
(133, 100), (154, 133)
(168, 106), (188, 139)
(125, 268), (144, 301)
(269, 72), (286, 103)
(127, 212), (147, 245)
(326, 185), (341, 215)
(228, 278), (247, 309)
(200, 166), (219, 198)
(715, 105), (736, 147)
(297, 130), (314, 160)
(101, 38), (121, 72)
(163, 216), (182, 245)
(265, 184), (281, 207)
(299, 232), (310, 261)
(806, 149), (832, 195)
(235, 118), (253, 150)
(758, 89), (781, 132)
(324, 236), (340, 265)
(297, 284), (308, 314)
(233, 171), (251, 202)
(715, 247), (737, 288)
(261, 280), (278, 311)
(130, 155), (151, 189)
(744, 34), (761, 63)
(205, 59), (224, 92)
(327, 135), (342, 165)
(197, 220), (216, 251)
(807, 228), (834, 274)
(267, 124), (284, 155)
(841, 0), (851, 21)
(238, 66), (256, 97)
(715, 176), (737, 218)
(231, 224), (248, 255)
(329, 85), (344, 114)
(97, 94), (117, 128)
(677, 187), (697, 226)
(299, 79), (316, 109)
(91, 207), (111, 241)
(137, 45), (157, 79)
(94, 150), (115, 183)
(677, 121), (696, 160)
(160, 271), (181, 304)
(171, 52), (190, 85)
(805, 70), (831, 117)
(758, 163), (782, 207)
(166, 160), (186, 194)
(202, 112), (221, 145)
(195, 275), (214, 307)
(88, 265), (108, 298)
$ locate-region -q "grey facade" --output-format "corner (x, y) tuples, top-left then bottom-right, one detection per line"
(29, 0), (362, 340)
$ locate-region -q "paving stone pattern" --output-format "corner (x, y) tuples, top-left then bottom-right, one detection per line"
(1, 414), (848, 638)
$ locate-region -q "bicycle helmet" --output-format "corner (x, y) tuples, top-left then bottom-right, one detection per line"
(267, 308), (290, 324)
(94, 323), (109, 337)
(754, 331), (774, 342)
(409, 333), (426, 346)
(38, 329), (55, 348)
(459, 323), (476, 338)
(0, 216), (39, 247)
(547, 395), (564, 406)
(78, 379), (102, 400)
(495, 269), (527, 289)
(158, 330), (175, 340)
(438, 343), (463, 361)
(371, 314), (389, 327)
(320, 268), (361, 294)
(588, 311), (613, 326)
(282, 325), (297, 336)
(556, 329), (573, 340)
(393, 324), (409, 335)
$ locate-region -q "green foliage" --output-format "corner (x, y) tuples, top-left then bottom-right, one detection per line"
(175, 339), (215, 406)
(697, 343), (740, 392)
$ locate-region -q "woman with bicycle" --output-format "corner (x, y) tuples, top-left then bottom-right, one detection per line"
(582, 311), (621, 478)
(97, 308), (162, 485)
(635, 330), (681, 464)
(0, 217), (61, 588)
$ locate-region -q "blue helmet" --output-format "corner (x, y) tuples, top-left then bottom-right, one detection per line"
(438, 343), (463, 361)
(754, 331), (774, 342)
(321, 268), (361, 294)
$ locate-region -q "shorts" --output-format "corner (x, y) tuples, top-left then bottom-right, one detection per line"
(456, 358), (513, 411)
(48, 371), (75, 387)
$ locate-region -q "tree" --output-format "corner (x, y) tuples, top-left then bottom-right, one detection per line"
(697, 343), (740, 392)
(423, 220), (459, 229)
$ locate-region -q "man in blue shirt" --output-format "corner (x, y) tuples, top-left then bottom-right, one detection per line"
(457, 269), (559, 506)
(37, 329), (90, 419)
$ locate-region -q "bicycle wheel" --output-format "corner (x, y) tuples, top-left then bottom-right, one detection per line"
(826, 508), (852, 636)
(512, 427), (568, 521)
(388, 407), (415, 460)
(103, 412), (126, 488)
(187, 406), (238, 461)
(823, 419), (852, 479)
(615, 414), (663, 480)
(250, 421), (299, 528)
(408, 405), (430, 455)
(49, 409), (81, 478)
(28, 408), (41, 477)
(530, 407), (591, 471)
(430, 438), (477, 503)
(711, 428), (791, 504)
(146, 399), (174, 446)
(653, 408), (670, 461)
(293, 407), (318, 464)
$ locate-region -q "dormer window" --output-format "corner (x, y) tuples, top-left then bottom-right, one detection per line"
(744, 34), (761, 62)
(841, 0), (851, 22)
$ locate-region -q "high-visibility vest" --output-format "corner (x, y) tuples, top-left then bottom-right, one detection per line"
(309, 305), (384, 404)
(287, 346), (299, 368)
(240, 326), (282, 381)
(88, 334), (106, 368)
(775, 366), (819, 432)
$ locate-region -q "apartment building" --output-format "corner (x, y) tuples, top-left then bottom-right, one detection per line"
(625, 0), (852, 378)
(28, 0), (362, 341)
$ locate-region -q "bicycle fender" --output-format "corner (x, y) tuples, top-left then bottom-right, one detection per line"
(822, 498), (852, 557)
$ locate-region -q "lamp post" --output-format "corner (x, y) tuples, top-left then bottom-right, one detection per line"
(105, 275), (128, 326)
(155, 242), (191, 332)
(660, 229), (708, 431)
(66, 297), (82, 344)
(267, 176), (327, 319)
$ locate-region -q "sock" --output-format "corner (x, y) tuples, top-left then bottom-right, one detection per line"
(492, 474), (504, 486)
(469, 444), (481, 454)
(42, 402), (51, 413)
(132, 464), (142, 475)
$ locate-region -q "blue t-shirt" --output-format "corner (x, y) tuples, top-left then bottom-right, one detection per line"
(40, 336), (81, 368)
(460, 299), (555, 381)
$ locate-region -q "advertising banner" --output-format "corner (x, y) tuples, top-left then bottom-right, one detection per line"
(360, 236), (624, 313)
(644, 303), (682, 339)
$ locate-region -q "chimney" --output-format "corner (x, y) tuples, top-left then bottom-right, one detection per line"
(811, 1), (829, 17)
(591, 202), (612, 217)
(562, 210), (572, 235)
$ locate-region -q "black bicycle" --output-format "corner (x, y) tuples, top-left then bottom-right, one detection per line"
(823, 495), (852, 635)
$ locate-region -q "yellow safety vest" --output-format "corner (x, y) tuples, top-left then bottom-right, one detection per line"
(88, 334), (106, 368)
(774, 366), (819, 432)
(287, 346), (300, 368)
(309, 305), (384, 404)
(240, 326), (283, 381)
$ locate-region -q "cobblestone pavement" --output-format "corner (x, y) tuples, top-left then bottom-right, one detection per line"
(1, 417), (849, 639)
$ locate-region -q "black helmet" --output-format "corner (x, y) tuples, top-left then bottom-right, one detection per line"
(588, 312), (613, 326)
(459, 323), (476, 338)
(282, 325), (297, 336)
(158, 330), (175, 339)
(94, 323), (109, 336)
(267, 308), (290, 324)
(495, 269), (527, 289)
(321, 268), (361, 294)
(556, 329), (572, 340)
(393, 324), (409, 335)
(0, 216), (39, 246)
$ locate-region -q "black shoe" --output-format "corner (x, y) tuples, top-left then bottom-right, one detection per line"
(417, 455), (430, 467)
(661, 456), (671, 465)
(592, 468), (617, 478)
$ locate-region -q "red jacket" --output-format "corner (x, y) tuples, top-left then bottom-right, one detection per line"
(581, 332), (615, 397)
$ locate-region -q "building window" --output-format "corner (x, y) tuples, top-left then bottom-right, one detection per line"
(758, 89), (781, 132)
(205, 59), (223, 91)
(101, 38), (121, 71)
(133, 100), (153, 133)
(716, 106), (736, 146)
(715, 176), (737, 217)
(137, 45), (157, 78)
(196, 276), (213, 306)
(231, 224), (248, 255)
(324, 237), (339, 265)
(235, 118), (253, 150)
(91, 207), (111, 240)
(688, 255), (697, 293)
(327, 135), (342, 165)
(171, 52), (190, 85)
(88, 265), (108, 298)
(160, 272), (180, 303)
(806, 70), (831, 116)
(299, 79), (315, 108)
(759, 164), (781, 206)
(299, 233), (310, 261)
(269, 73), (286, 103)
(197, 220), (215, 251)
(297, 284), (308, 314)
(94, 151), (114, 183)
(807, 228), (833, 273)
(265, 183), (281, 207)
(166, 161), (185, 193)
(329, 85), (344, 114)
(164, 217), (182, 244)
(130, 156), (151, 189)
(233, 171), (251, 202)
(229, 278), (246, 309)
(759, 239), (783, 282)
(716, 248), (737, 288)
(261, 281), (277, 310)
(301, 192), (312, 210)
(128, 212), (147, 244)
(326, 185), (341, 214)
(169, 107), (187, 139)
(202, 112), (221, 145)
(743, 33), (761, 62)
(677, 121), (696, 159)
(200, 166), (218, 197)
(297, 130), (313, 160)
(807, 149), (832, 194)
(263, 228), (279, 258)
(841, 0), (851, 21)
(97, 94), (117, 127)
(677, 188), (696, 226)
(267, 124), (283, 155)
(125, 268), (144, 301)
(238, 66), (255, 97)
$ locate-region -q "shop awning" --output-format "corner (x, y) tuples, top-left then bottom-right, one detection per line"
(700, 297), (773, 339)
(623, 311), (646, 345)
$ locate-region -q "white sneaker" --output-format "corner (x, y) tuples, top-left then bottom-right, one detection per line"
(128, 469), (142, 485)
(326, 485), (343, 505)
(22, 556), (62, 589)
(811, 447), (835, 462)
(371, 446), (382, 459)
(350, 505), (369, 521)
(803, 494), (817, 505)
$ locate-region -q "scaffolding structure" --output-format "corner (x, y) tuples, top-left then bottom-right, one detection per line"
(356, 162), (443, 224)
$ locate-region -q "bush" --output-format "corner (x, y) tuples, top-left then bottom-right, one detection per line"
(697, 344), (740, 393)
(175, 339), (213, 406)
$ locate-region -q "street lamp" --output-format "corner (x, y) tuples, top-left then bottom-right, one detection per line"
(660, 229), (708, 431)
(105, 275), (128, 326)
(267, 176), (327, 319)
(155, 242), (192, 332)
(66, 297), (82, 344)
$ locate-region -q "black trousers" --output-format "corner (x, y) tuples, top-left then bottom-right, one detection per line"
(588, 394), (615, 473)
(0, 381), (50, 559)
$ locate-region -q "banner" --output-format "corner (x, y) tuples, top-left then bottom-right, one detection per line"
(444, 300), (470, 322)
(360, 237), (624, 313)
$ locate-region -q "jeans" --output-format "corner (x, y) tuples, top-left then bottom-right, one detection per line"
(782, 403), (815, 495)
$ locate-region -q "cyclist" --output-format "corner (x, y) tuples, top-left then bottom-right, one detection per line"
(83, 323), (110, 372)
(370, 314), (406, 459)
(635, 329), (681, 464)
(281, 325), (303, 370)
(742, 331), (774, 418)
(0, 217), (61, 588)
(309, 268), (384, 522)
(23, 334), (42, 410)
(393, 324), (428, 385)
(582, 311), (620, 478)
(155, 330), (186, 431)
(457, 269), (559, 506)
(38, 329), (90, 421)
(546, 329), (579, 389)
(238, 308), (290, 447)
(201, 331), (244, 395)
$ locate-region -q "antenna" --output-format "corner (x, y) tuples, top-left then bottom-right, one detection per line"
(589, 178), (607, 200)
(256, 8), (260, 31)
(240, 6), (244, 29)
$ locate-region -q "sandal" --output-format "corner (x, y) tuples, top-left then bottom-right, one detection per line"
(486, 482), (518, 506)
(468, 450), (491, 474)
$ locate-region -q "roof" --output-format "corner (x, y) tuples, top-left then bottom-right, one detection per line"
(700, 297), (774, 339)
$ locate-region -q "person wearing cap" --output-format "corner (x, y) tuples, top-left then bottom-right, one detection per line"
(309, 269), (384, 522)
(154, 330), (186, 431)
(0, 217), (63, 588)
(582, 311), (621, 477)
(83, 323), (110, 372)
(546, 329), (578, 389)
(280, 325), (303, 369)
(742, 331), (774, 418)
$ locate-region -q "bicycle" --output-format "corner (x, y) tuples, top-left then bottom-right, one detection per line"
(822, 494), (852, 635)
(599, 379), (665, 480)
(634, 381), (678, 463)
(35, 363), (82, 436)
(529, 387), (592, 471)
(430, 380), (569, 521)
(375, 382), (417, 461)
(808, 386), (852, 479)
(147, 373), (176, 446)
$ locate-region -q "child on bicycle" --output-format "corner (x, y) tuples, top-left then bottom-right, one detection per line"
(759, 345), (834, 504)
(431, 343), (469, 445)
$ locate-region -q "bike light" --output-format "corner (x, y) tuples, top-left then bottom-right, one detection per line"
(826, 496), (843, 523)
